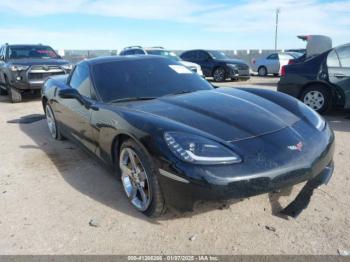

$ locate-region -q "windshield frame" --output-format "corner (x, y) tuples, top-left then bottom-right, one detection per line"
(91, 58), (213, 103)
(7, 45), (60, 60)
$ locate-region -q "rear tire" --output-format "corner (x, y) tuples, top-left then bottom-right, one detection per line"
(258, 66), (268, 76)
(300, 84), (331, 114)
(118, 139), (166, 217)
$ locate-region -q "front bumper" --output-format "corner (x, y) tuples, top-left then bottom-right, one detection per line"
(277, 80), (303, 98)
(8, 68), (69, 91)
(228, 68), (250, 81)
(157, 123), (335, 213)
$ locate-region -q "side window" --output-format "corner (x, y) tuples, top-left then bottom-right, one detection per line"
(197, 51), (209, 61)
(69, 63), (92, 98)
(0, 47), (3, 58)
(181, 51), (194, 60)
(122, 50), (133, 55)
(327, 49), (341, 68)
(336, 46), (350, 68)
(134, 49), (145, 55)
(267, 54), (278, 60)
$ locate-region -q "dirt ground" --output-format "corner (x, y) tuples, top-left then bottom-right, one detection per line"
(0, 76), (349, 255)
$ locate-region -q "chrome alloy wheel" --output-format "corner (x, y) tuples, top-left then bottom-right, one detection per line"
(119, 148), (151, 211)
(213, 67), (226, 81)
(303, 90), (325, 111)
(46, 105), (57, 138)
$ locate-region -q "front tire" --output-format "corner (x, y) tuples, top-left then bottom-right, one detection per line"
(300, 85), (331, 114)
(8, 87), (22, 103)
(45, 104), (64, 140)
(258, 66), (268, 76)
(119, 139), (166, 217)
(0, 86), (8, 96)
(213, 67), (226, 82)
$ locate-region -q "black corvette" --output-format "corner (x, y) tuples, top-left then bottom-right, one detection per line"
(42, 56), (334, 217)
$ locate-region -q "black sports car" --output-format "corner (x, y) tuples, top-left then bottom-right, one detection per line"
(42, 56), (334, 217)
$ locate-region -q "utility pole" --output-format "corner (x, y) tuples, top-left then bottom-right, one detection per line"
(275, 8), (280, 51)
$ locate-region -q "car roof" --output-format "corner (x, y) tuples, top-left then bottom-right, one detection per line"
(86, 55), (170, 65)
(7, 44), (50, 47)
(182, 49), (206, 53)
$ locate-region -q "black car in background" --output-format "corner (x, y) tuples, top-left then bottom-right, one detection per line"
(42, 56), (334, 217)
(278, 43), (350, 113)
(0, 44), (72, 103)
(180, 50), (250, 82)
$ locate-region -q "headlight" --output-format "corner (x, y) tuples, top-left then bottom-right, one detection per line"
(164, 132), (241, 165)
(61, 64), (73, 70)
(227, 64), (238, 69)
(10, 65), (29, 71)
(299, 101), (325, 131)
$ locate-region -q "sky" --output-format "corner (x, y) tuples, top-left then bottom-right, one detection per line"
(0, 0), (349, 51)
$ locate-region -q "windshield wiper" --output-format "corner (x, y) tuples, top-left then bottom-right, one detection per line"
(163, 90), (196, 97)
(109, 97), (157, 103)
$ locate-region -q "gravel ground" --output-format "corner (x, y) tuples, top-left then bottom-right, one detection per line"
(0, 76), (349, 255)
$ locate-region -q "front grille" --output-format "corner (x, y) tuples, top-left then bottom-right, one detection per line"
(237, 64), (249, 70)
(28, 65), (65, 81)
(29, 72), (64, 80)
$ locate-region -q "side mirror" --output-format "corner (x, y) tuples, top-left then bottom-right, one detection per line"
(58, 88), (98, 111)
(0, 55), (4, 61)
(58, 88), (81, 100)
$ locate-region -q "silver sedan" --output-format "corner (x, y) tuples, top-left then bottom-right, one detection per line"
(251, 52), (303, 76)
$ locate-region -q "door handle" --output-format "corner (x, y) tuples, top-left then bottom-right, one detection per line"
(334, 73), (346, 78)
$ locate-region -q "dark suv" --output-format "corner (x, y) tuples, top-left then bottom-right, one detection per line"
(0, 44), (72, 102)
(180, 49), (250, 82)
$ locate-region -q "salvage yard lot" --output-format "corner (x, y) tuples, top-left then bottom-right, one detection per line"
(0, 76), (349, 254)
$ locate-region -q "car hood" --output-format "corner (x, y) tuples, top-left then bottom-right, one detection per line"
(7, 58), (70, 66)
(215, 58), (248, 65)
(123, 88), (300, 142)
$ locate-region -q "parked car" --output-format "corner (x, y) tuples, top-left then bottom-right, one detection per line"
(0, 44), (73, 103)
(180, 49), (250, 82)
(119, 46), (203, 76)
(42, 55), (334, 217)
(251, 52), (303, 76)
(278, 43), (350, 113)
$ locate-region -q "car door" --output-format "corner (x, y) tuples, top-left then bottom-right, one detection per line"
(181, 51), (196, 63)
(265, 53), (279, 74)
(56, 62), (97, 152)
(327, 46), (350, 109)
(197, 51), (212, 77)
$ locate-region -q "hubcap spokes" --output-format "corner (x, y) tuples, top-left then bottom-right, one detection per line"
(304, 91), (324, 111)
(120, 148), (151, 211)
(214, 68), (225, 81)
(46, 106), (57, 138)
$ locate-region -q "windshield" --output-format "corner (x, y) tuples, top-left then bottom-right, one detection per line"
(207, 50), (228, 59)
(146, 50), (181, 61)
(8, 45), (59, 59)
(92, 58), (213, 103)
